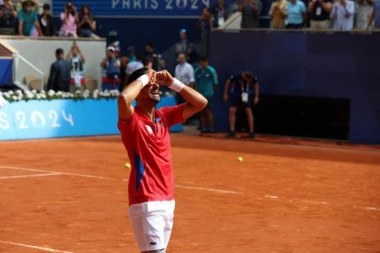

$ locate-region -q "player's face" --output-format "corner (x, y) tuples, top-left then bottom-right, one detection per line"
(140, 69), (160, 104)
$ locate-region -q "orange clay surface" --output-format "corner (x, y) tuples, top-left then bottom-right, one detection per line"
(0, 134), (380, 253)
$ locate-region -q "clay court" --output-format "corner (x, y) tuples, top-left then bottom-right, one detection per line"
(1, 134), (380, 253)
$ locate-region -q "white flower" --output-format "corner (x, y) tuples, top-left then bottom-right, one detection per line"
(36, 94), (41, 99)
(0, 91), (3, 96)
(16, 90), (22, 95)
(48, 90), (55, 96)
(3, 92), (10, 98)
(93, 93), (98, 99)
(8, 90), (14, 95)
(26, 92), (34, 99)
(40, 94), (47, 99)
(32, 89), (37, 94)
(83, 93), (89, 98)
(12, 95), (17, 101)
(75, 90), (81, 94)
(56, 91), (63, 96)
(40, 90), (45, 94)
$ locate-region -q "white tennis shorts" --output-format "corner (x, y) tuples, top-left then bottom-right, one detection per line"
(128, 200), (175, 252)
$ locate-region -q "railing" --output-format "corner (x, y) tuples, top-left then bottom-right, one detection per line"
(14, 54), (45, 91)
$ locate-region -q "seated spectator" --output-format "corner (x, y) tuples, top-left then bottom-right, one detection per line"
(175, 29), (194, 63)
(39, 3), (56, 36)
(18, 0), (43, 36)
(142, 56), (153, 68)
(223, 71), (259, 139)
(100, 46), (120, 78)
(286, 0), (307, 28)
(0, 0), (17, 35)
(238, 0), (263, 28)
(198, 8), (211, 57)
(126, 52), (143, 82)
(308, 0), (332, 29)
(66, 42), (86, 92)
(367, 0), (380, 28)
(59, 1), (79, 37)
(127, 46), (136, 62)
(47, 48), (71, 92)
(78, 4), (96, 37)
(209, 0), (230, 29)
(355, 0), (373, 29)
(269, 0), (288, 28)
(194, 57), (218, 134)
(330, 0), (355, 30)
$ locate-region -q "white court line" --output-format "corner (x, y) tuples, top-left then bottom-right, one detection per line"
(0, 165), (114, 180)
(364, 207), (380, 211)
(175, 184), (243, 194)
(0, 240), (74, 253)
(264, 195), (279, 199)
(0, 173), (62, 180)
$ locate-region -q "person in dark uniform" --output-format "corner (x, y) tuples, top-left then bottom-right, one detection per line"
(47, 48), (71, 92)
(223, 71), (259, 138)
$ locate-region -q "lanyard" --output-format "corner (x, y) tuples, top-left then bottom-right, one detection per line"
(240, 81), (250, 92)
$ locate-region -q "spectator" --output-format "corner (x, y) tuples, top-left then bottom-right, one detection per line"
(194, 57), (218, 133)
(308, 0), (333, 29)
(39, 3), (56, 36)
(119, 56), (128, 92)
(286, 0), (307, 28)
(209, 0), (230, 29)
(145, 42), (165, 71)
(125, 51), (143, 82)
(175, 53), (195, 105)
(127, 46), (136, 62)
(223, 71), (259, 139)
(355, 0), (373, 29)
(330, 0), (355, 30)
(77, 4), (96, 37)
(228, 0), (244, 14)
(198, 8), (211, 57)
(18, 0), (43, 36)
(367, 0), (380, 28)
(175, 29), (194, 63)
(47, 48), (71, 92)
(238, 0), (263, 28)
(0, 0), (17, 35)
(59, 1), (79, 37)
(16, 0), (39, 12)
(101, 46), (120, 77)
(269, 0), (288, 28)
(66, 42), (86, 92)
(142, 56), (153, 68)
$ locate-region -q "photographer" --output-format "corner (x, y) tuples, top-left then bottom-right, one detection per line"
(59, 1), (79, 37)
(0, 0), (17, 35)
(78, 4), (96, 38)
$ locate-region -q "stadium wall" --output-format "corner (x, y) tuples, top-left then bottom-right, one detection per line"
(209, 31), (380, 144)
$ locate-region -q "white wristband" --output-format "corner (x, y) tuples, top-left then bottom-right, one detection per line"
(137, 74), (149, 87)
(169, 78), (185, 92)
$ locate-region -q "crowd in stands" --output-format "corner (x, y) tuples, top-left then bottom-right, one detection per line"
(0, 0), (96, 37)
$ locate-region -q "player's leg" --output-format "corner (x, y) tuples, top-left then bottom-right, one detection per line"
(244, 106), (254, 138)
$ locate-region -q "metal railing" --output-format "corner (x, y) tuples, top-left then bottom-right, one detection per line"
(13, 53), (45, 91)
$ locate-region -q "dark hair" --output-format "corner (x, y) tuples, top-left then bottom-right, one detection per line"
(80, 4), (93, 20)
(145, 42), (154, 49)
(56, 48), (64, 55)
(135, 51), (144, 61)
(43, 3), (51, 10)
(199, 56), (208, 62)
(127, 68), (149, 85)
(244, 71), (254, 79)
(142, 57), (153, 66)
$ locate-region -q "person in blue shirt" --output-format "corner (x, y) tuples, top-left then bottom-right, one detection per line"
(286, 0), (307, 28)
(223, 71), (259, 138)
(195, 57), (218, 133)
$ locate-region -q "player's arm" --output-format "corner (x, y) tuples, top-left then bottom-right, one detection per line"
(118, 71), (155, 120)
(157, 70), (207, 120)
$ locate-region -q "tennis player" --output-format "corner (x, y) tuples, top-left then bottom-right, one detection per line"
(118, 68), (207, 253)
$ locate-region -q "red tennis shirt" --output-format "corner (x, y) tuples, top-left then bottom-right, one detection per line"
(118, 104), (185, 206)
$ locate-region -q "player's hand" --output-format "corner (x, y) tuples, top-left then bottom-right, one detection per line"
(223, 94), (228, 102)
(156, 70), (173, 86)
(254, 96), (259, 105)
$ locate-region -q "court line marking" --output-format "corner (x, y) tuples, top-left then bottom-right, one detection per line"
(0, 165), (242, 194)
(0, 240), (75, 253)
(0, 172), (62, 180)
(364, 207), (380, 211)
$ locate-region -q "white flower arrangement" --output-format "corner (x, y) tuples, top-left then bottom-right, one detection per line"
(0, 89), (121, 102)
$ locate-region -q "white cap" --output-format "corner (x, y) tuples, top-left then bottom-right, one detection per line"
(107, 46), (115, 52)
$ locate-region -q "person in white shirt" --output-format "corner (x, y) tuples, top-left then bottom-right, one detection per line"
(174, 53), (195, 88)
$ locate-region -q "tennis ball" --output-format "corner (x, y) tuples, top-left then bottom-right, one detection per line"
(237, 156), (243, 162)
(125, 162), (131, 169)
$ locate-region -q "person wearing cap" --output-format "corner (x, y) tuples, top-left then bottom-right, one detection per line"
(0, 0), (17, 35)
(175, 28), (194, 63)
(100, 46), (120, 78)
(18, 0), (43, 36)
(39, 3), (56, 36)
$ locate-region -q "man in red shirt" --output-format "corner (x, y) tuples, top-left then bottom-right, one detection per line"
(118, 68), (207, 253)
